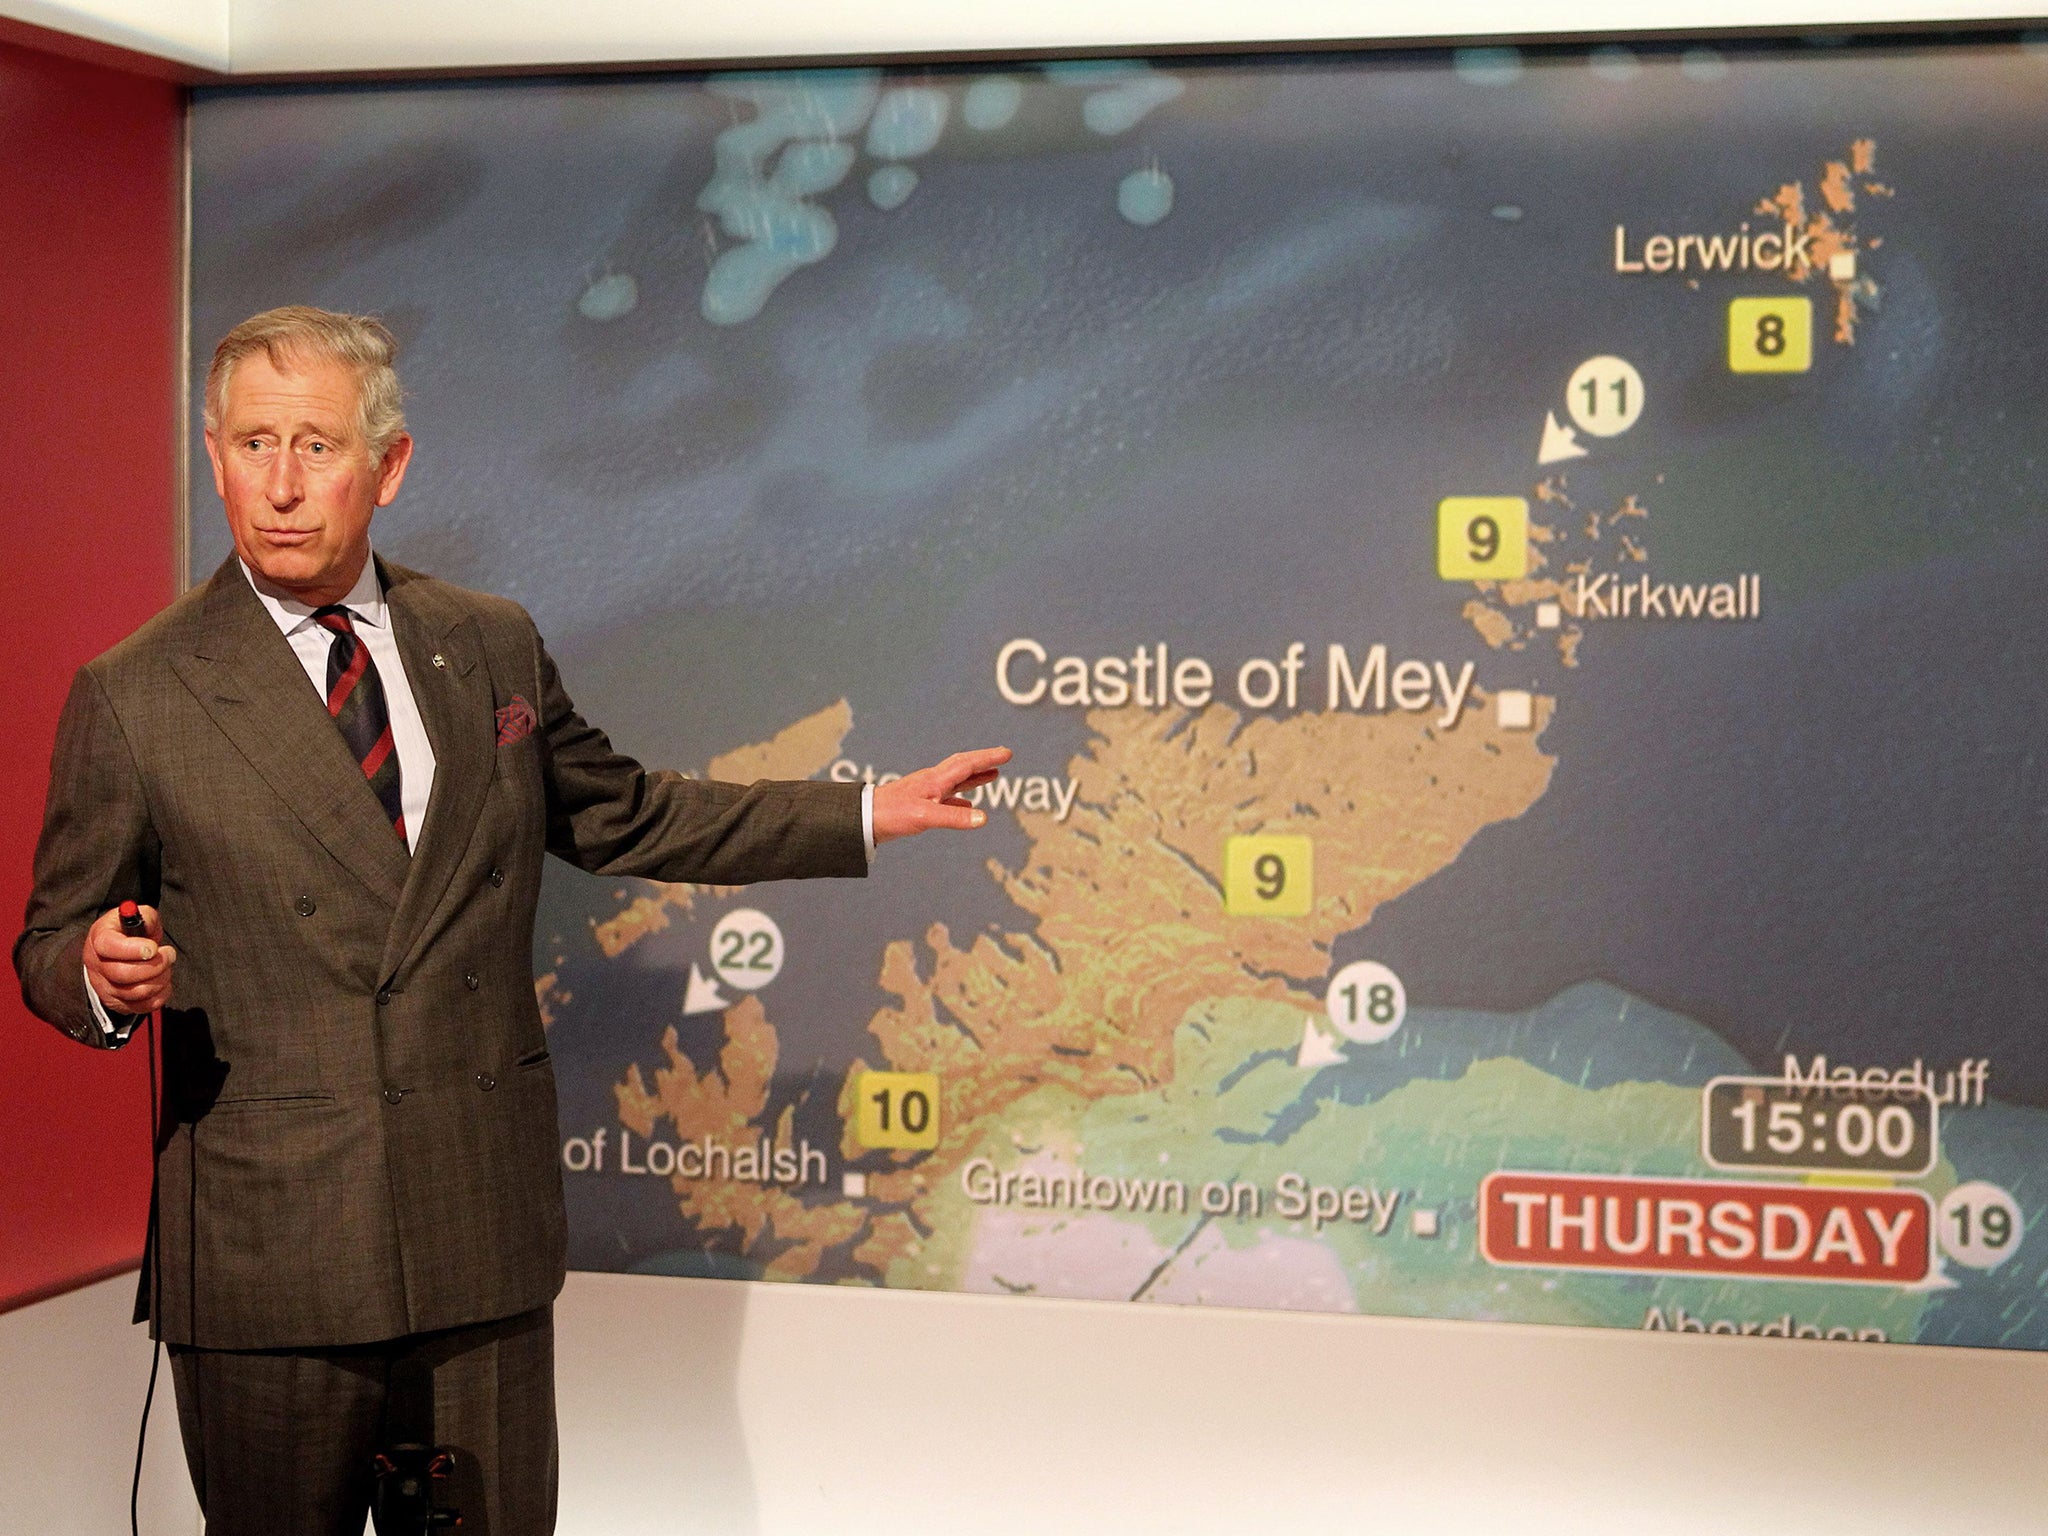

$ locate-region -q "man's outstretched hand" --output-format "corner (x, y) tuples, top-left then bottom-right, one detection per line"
(872, 747), (1013, 845)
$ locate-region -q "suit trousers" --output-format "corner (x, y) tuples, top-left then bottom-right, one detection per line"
(168, 1305), (557, 1536)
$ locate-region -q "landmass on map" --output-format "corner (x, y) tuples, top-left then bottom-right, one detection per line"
(1756, 137), (1890, 345)
(616, 690), (1557, 1280)
(1459, 479), (1644, 663)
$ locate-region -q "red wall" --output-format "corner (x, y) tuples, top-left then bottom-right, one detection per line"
(0, 37), (183, 1310)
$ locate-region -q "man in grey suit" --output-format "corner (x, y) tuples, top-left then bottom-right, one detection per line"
(14, 306), (1008, 1534)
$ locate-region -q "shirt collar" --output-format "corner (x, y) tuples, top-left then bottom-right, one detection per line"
(239, 552), (387, 636)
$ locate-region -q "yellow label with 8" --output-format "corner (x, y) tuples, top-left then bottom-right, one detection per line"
(1436, 497), (1528, 581)
(1223, 834), (1313, 917)
(855, 1071), (940, 1150)
(1728, 296), (1812, 373)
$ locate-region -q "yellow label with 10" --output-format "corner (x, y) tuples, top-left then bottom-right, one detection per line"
(1727, 296), (1813, 373)
(855, 1071), (940, 1150)
(1224, 834), (1314, 917)
(1437, 497), (1528, 581)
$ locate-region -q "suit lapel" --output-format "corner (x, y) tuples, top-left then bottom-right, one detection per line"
(379, 559), (496, 983)
(172, 559), (411, 910)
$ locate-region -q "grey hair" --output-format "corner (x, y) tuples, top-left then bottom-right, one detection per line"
(203, 305), (408, 461)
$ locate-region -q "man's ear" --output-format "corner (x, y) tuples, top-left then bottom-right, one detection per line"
(373, 433), (415, 507)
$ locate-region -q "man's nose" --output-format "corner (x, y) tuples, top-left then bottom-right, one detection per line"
(264, 448), (302, 506)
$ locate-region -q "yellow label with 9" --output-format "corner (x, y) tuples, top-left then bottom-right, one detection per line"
(855, 1071), (940, 1150)
(1728, 296), (1812, 373)
(1223, 835), (1313, 917)
(1437, 497), (1528, 581)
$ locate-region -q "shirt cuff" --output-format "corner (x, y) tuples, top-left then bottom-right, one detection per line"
(860, 782), (876, 865)
(82, 965), (138, 1044)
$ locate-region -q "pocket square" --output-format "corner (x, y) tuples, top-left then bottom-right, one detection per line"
(496, 694), (539, 745)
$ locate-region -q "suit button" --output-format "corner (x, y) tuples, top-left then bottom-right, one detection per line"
(383, 1088), (403, 1106)
(295, 896), (316, 917)
(488, 867), (505, 888)
(464, 971), (481, 991)
(375, 988), (392, 1006)
(475, 1072), (496, 1092)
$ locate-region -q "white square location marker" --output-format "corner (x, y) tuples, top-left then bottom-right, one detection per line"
(1411, 1208), (1440, 1238)
(842, 1172), (868, 1199)
(1535, 601), (1561, 630)
(1829, 250), (1856, 282)
(1495, 690), (1534, 730)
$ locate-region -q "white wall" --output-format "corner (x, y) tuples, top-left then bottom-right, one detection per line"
(7, 1268), (2045, 1534)
(555, 1271), (2048, 1535)
(1, 0), (2038, 74)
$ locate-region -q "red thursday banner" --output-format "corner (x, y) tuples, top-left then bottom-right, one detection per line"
(1480, 1171), (1931, 1285)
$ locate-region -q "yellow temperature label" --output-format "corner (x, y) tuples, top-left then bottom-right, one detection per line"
(854, 1071), (940, 1150)
(1437, 497), (1528, 581)
(1728, 296), (1813, 374)
(1223, 835), (1313, 917)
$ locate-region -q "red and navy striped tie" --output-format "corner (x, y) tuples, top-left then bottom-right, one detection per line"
(312, 605), (407, 846)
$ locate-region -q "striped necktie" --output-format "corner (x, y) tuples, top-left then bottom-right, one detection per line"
(312, 605), (407, 846)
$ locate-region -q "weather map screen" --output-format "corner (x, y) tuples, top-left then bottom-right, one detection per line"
(190, 34), (2048, 1350)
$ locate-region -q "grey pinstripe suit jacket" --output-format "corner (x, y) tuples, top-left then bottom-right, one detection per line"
(14, 555), (866, 1350)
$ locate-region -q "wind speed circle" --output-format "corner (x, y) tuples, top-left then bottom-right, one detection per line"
(711, 908), (784, 992)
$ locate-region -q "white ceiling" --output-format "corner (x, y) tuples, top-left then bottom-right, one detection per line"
(2, 0), (2039, 77)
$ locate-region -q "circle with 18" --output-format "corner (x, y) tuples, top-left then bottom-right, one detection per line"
(1327, 960), (1407, 1044)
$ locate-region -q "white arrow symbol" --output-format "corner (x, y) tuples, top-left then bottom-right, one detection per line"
(1538, 410), (1589, 466)
(1296, 1018), (1346, 1069)
(683, 963), (730, 1015)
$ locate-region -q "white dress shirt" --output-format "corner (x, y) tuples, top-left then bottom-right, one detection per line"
(88, 552), (872, 1035)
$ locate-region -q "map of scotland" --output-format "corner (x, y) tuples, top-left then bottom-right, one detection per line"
(190, 38), (2048, 1349)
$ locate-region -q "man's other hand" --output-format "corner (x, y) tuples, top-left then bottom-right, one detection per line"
(872, 747), (1013, 845)
(84, 904), (176, 1015)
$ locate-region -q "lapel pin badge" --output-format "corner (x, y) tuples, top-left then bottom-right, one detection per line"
(431, 653), (447, 670)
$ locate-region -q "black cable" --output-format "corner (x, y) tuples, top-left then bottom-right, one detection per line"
(129, 1007), (163, 1536)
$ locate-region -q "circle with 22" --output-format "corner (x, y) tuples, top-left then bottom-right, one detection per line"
(710, 907), (784, 992)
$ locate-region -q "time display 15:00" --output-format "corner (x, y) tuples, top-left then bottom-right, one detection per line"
(1702, 1076), (1938, 1177)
